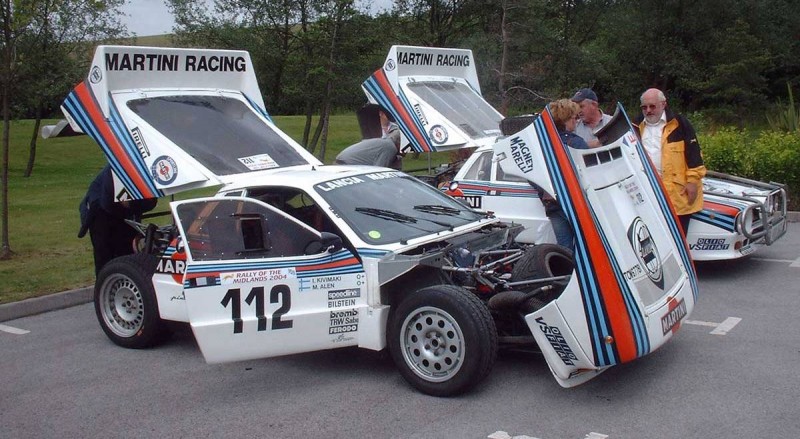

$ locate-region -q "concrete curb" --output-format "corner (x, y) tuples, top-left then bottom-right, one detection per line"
(1, 213), (798, 323)
(0, 286), (93, 323)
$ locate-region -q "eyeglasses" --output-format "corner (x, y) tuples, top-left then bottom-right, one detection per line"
(640, 104), (661, 111)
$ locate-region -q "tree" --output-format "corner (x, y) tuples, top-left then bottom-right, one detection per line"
(17, 0), (125, 178)
(0, 0), (125, 260)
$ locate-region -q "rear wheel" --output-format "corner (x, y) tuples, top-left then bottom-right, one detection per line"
(511, 244), (574, 311)
(94, 253), (168, 349)
(388, 285), (497, 396)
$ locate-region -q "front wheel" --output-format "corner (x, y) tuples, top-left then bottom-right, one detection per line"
(94, 253), (168, 349)
(388, 285), (497, 396)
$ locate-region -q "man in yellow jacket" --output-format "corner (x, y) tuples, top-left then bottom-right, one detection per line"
(635, 88), (706, 235)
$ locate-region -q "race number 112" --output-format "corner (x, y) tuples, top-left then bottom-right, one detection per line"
(220, 285), (293, 334)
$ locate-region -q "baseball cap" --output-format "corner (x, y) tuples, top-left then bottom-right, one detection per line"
(571, 88), (598, 103)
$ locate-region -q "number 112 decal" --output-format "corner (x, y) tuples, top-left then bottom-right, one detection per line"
(220, 285), (293, 334)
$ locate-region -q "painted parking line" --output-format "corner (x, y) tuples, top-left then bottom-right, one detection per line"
(684, 317), (742, 335)
(752, 257), (800, 267)
(488, 432), (609, 439)
(0, 324), (30, 335)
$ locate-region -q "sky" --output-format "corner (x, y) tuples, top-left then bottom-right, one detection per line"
(120, 0), (177, 36)
(120, 0), (393, 37)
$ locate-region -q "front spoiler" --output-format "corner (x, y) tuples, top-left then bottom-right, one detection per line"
(526, 273), (694, 387)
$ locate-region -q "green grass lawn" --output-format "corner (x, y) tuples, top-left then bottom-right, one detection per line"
(0, 115), (452, 304)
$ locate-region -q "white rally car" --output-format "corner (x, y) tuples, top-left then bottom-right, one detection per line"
(51, 45), (697, 396)
(362, 45), (788, 260)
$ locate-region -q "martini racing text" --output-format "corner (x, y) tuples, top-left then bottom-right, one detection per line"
(105, 52), (247, 72)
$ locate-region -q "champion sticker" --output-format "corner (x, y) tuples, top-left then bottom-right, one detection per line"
(238, 153), (278, 171)
(429, 125), (448, 144)
(627, 217), (664, 289)
(151, 155), (178, 185)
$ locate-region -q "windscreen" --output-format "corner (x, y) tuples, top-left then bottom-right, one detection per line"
(314, 171), (483, 245)
(127, 95), (309, 175)
(406, 81), (501, 139)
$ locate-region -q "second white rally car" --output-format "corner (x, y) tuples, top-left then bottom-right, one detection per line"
(361, 45), (788, 261)
(50, 45), (697, 396)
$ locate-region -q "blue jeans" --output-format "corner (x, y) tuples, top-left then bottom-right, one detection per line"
(548, 209), (574, 249)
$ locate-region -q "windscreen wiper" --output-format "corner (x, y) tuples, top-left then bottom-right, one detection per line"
(413, 204), (463, 216)
(355, 207), (454, 229)
(355, 207), (418, 223)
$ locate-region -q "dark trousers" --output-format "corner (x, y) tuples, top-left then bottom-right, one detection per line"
(678, 214), (692, 238)
(89, 209), (138, 275)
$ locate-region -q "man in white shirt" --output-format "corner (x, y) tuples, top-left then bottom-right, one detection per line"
(571, 88), (612, 148)
(634, 88), (706, 235)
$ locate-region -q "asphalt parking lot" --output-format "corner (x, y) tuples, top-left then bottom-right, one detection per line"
(2, 222), (799, 439)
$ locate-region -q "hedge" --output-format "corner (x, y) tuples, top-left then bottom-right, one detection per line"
(700, 129), (799, 209)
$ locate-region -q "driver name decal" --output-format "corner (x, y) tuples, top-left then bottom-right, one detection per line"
(627, 217), (664, 289)
(510, 136), (534, 173)
(104, 53), (247, 72)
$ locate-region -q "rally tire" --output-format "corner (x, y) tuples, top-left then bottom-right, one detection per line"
(94, 253), (168, 349)
(388, 285), (498, 397)
(511, 244), (574, 294)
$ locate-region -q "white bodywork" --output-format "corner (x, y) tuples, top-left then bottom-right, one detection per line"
(58, 45), (700, 390)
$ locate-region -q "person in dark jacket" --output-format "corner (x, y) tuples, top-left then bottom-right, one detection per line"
(78, 165), (157, 275)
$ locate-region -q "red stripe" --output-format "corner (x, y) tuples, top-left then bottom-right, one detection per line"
(296, 257), (361, 272)
(373, 70), (431, 152)
(74, 82), (156, 198)
(543, 112), (638, 362)
(702, 201), (741, 216)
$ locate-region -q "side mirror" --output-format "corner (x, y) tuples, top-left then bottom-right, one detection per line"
(304, 232), (344, 255)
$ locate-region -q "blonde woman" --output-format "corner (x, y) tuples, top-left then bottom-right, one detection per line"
(539, 98), (589, 249)
(548, 98), (590, 150)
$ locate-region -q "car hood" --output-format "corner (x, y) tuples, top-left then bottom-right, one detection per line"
(362, 45), (504, 153)
(59, 45), (322, 200)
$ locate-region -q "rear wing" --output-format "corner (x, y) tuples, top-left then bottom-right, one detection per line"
(55, 45), (320, 201)
(361, 45), (503, 153)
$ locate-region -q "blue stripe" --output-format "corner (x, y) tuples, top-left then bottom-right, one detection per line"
(243, 93), (273, 123)
(107, 99), (163, 197)
(63, 91), (144, 199)
(692, 210), (735, 231)
(186, 250), (360, 274)
(362, 75), (434, 153)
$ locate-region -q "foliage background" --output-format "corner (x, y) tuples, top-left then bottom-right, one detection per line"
(1, 0), (800, 299)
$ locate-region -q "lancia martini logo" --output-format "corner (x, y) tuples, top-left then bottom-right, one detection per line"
(151, 155), (178, 185)
(627, 217), (664, 289)
(429, 124), (448, 144)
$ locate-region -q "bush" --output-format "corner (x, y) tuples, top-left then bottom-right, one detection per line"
(702, 128), (799, 209)
(699, 128), (749, 176)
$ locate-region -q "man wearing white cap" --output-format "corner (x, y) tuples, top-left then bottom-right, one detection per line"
(571, 88), (612, 148)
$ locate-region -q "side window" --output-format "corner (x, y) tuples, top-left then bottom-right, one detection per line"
(177, 199), (321, 261)
(495, 161), (528, 183)
(462, 151), (493, 181)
